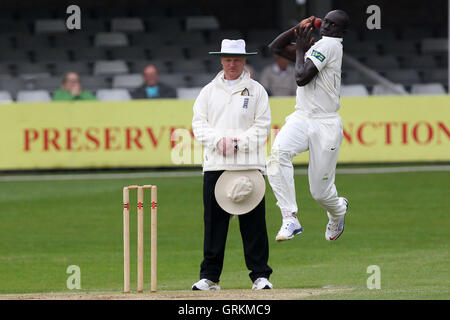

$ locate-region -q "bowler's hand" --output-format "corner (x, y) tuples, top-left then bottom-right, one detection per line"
(294, 25), (315, 52)
(298, 16), (315, 29)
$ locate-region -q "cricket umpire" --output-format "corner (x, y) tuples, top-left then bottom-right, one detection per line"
(191, 39), (273, 290)
(266, 10), (350, 242)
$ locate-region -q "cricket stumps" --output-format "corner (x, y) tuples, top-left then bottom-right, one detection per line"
(123, 185), (157, 293)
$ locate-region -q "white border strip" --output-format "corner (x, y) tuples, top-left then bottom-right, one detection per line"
(0, 165), (449, 182)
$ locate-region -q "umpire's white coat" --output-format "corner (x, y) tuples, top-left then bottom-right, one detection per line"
(192, 69), (271, 172)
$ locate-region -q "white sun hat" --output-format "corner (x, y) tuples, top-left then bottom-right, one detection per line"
(214, 170), (266, 215)
(209, 39), (258, 56)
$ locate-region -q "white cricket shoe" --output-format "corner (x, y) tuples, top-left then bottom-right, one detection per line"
(191, 279), (221, 291)
(325, 198), (348, 241)
(252, 277), (273, 290)
(275, 216), (303, 242)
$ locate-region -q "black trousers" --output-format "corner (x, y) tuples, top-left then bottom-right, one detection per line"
(200, 170), (272, 283)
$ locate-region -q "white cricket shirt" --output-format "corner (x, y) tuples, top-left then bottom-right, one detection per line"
(295, 36), (343, 114)
(192, 70), (271, 172)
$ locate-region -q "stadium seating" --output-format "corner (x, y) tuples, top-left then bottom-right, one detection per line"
(52, 33), (92, 48)
(0, 20), (29, 34)
(159, 73), (190, 88)
(96, 88), (132, 101)
(73, 48), (108, 62)
(411, 83), (446, 95)
(176, 87), (202, 99)
(421, 38), (448, 54)
(0, 37), (12, 50)
(111, 18), (145, 33)
(14, 63), (50, 77)
(208, 29), (244, 43)
(80, 19), (108, 33)
(131, 33), (170, 46)
(0, 77), (25, 98)
(33, 76), (63, 92)
(400, 27), (433, 40)
(246, 56), (273, 71)
(14, 34), (51, 49)
(77, 75), (110, 92)
(128, 6), (167, 19)
(379, 40), (419, 56)
(0, 5), (447, 101)
(51, 61), (91, 76)
(16, 90), (52, 102)
(342, 70), (377, 86)
(93, 60), (129, 75)
(89, 7), (129, 19)
(186, 44), (216, 59)
(189, 72), (216, 87)
(35, 19), (67, 33)
(185, 16), (220, 31)
(0, 64), (11, 75)
(170, 59), (208, 73)
(246, 28), (279, 45)
(33, 48), (71, 63)
(0, 91), (13, 104)
(146, 17), (183, 34)
(176, 31), (207, 46)
(400, 55), (438, 70)
(383, 69), (421, 86)
(94, 32), (129, 47)
(109, 47), (148, 60)
(345, 41), (380, 55)
(372, 84), (407, 96)
(112, 74), (144, 89)
(19, 9), (52, 20)
(362, 28), (397, 42)
(364, 56), (400, 72)
(423, 69), (447, 84)
(340, 84), (369, 97)
(129, 59), (169, 74)
(0, 49), (30, 63)
(150, 46), (186, 60)
(204, 57), (223, 73)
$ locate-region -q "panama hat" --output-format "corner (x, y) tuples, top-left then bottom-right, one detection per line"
(214, 170), (266, 215)
(209, 39), (258, 56)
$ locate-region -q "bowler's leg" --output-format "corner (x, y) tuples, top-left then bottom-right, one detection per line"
(308, 117), (347, 220)
(266, 116), (309, 218)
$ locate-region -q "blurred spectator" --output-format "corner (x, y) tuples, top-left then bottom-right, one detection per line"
(131, 65), (177, 99)
(52, 72), (97, 101)
(260, 55), (297, 96)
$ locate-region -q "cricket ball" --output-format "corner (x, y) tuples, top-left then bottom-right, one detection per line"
(314, 18), (322, 29)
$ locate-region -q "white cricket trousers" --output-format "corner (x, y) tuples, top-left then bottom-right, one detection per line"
(266, 110), (347, 221)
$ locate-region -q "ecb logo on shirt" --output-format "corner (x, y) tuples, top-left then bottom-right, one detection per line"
(311, 50), (326, 62)
(243, 97), (249, 109)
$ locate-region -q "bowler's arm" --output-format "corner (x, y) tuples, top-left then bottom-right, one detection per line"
(295, 58), (318, 87)
(294, 26), (319, 86)
(269, 26), (318, 86)
(267, 27), (297, 62)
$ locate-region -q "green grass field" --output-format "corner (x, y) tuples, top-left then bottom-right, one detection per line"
(0, 168), (449, 299)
